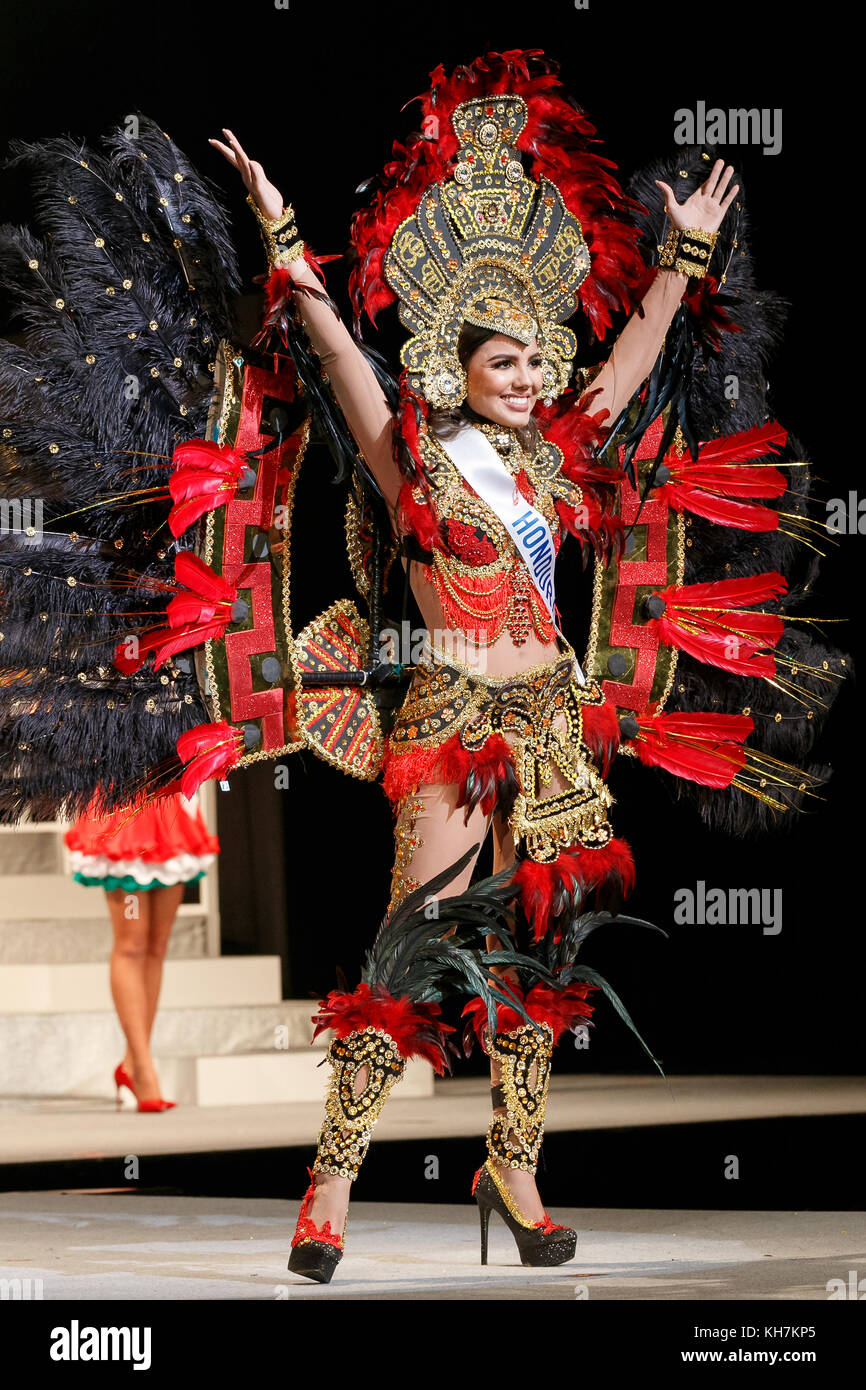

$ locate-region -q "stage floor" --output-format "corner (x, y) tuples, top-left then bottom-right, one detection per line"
(2, 1074), (864, 1166)
(0, 1191), (863, 1300)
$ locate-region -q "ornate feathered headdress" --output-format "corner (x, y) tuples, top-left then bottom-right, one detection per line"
(383, 93), (591, 408)
(350, 49), (647, 409)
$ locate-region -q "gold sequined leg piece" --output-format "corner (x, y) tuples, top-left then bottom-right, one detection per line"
(486, 1021), (554, 1175)
(387, 793), (425, 914)
(312, 1027), (407, 1180)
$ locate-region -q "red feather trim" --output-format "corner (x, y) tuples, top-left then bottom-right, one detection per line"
(536, 393), (624, 559)
(382, 741), (444, 803)
(581, 700), (621, 778)
(684, 275), (743, 351)
(653, 572), (787, 678)
(175, 720), (243, 798)
(251, 250), (338, 349)
(311, 982), (455, 1076)
(632, 710), (752, 789)
(251, 267), (293, 349)
(396, 478), (441, 552)
(382, 731), (518, 818)
(440, 732), (517, 820)
(462, 979), (596, 1047)
(514, 838), (635, 942)
(657, 423), (788, 531)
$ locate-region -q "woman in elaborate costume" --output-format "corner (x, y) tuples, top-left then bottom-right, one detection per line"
(65, 791), (218, 1110)
(210, 70), (739, 1278)
(0, 50), (845, 1287)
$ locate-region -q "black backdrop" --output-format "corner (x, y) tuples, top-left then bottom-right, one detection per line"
(2, 0), (861, 1077)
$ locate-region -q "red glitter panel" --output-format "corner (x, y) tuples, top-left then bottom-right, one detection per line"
(222, 362), (301, 752)
(606, 415), (671, 712)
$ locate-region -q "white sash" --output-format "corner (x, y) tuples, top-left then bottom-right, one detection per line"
(437, 426), (586, 683)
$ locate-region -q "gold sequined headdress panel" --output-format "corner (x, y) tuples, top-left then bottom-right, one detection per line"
(384, 95), (591, 408)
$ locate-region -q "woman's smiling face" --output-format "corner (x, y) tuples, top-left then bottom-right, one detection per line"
(464, 333), (543, 429)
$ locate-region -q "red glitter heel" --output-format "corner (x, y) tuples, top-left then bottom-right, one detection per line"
(287, 1170), (345, 1284)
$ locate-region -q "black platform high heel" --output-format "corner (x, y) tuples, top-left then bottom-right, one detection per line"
(474, 1018), (577, 1266)
(473, 1159), (577, 1266)
(286, 1026), (407, 1284)
(287, 1170), (345, 1284)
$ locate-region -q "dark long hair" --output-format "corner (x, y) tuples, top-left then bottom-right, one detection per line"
(428, 323), (540, 454)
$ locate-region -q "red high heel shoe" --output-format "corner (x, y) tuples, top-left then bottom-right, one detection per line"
(113, 1062), (176, 1113)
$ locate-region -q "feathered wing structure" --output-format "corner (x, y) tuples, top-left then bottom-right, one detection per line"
(0, 117), (241, 820)
(585, 145), (851, 834)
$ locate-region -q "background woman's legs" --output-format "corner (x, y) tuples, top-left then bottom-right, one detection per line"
(144, 884), (184, 1038)
(106, 883), (183, 1103)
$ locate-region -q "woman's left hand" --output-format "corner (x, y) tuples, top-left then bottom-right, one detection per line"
(655, 159), (739, 234)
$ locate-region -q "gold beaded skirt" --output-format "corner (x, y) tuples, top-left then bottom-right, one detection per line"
(383, 642), (616, 864)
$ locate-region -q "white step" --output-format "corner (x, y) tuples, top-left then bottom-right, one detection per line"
(156, 1052), (433, 1107)
(0, 829), (64, 875)
(0, 913), (208, 964)
(0, 956), (282, 1013)
(0, 1000), (324, 1097)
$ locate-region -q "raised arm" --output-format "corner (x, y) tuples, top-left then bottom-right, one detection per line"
(209, 130), (402, 509)
(583, 159), (740, 426)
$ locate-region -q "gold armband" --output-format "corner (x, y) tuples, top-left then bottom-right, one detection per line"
(246, 193), (306, 269)
(657, 225), (719, 279)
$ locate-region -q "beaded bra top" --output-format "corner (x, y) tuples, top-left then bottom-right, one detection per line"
(415, 422), (584, 647)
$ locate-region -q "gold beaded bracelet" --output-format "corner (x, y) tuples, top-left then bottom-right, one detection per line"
(246, 192), (306, 269)
(657, 225), (719, 279)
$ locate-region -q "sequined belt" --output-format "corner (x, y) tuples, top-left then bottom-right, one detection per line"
(388, 643), (615, 863)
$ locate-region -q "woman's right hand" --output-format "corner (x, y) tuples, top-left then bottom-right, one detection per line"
(208, 129), (284, 221)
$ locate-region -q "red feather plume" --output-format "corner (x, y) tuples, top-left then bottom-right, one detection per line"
(462, 979), (596, 1047)
(349, 49), (646, 340)
(311, 982), (455, 1075)
(113, 551), (238, 674)
(652, 571), (787, 678)
(514, 838), (635, 942)
(175, 720), (244, 798)
(630, 710), (753, 789)
(657, 422), (789, 532)
(582, 700), (621, 778)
